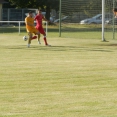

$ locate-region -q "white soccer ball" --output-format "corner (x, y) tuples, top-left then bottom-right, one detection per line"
(23, 36), (28, 41)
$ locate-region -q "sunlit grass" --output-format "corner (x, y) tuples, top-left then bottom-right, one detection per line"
(0, 28), (117, 117)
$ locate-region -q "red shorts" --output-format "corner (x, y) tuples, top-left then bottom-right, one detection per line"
(35, 26), (45, 35)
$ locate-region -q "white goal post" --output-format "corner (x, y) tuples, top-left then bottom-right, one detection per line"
(59, 0), (115, 40)
(0, 21), (48, 35)
(102, 0), (105, 41)
(102, 0), (115, 41)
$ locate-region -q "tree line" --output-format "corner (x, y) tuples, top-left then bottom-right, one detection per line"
(3, 0), (117, 20)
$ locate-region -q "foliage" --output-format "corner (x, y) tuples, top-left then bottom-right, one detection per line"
(7, 0), (59, 20)
(7, 0), (59, 10)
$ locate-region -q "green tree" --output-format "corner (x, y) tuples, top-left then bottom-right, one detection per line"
(8, 0), (59, 20)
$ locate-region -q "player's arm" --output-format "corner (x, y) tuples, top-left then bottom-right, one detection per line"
(42, 15), (49, 22)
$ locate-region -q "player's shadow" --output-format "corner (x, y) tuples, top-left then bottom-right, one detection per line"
(2, 44), (114, 53)
(31, 45), (113, 52)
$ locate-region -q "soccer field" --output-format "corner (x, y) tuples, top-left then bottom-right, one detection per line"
(0, 30), (117, 117)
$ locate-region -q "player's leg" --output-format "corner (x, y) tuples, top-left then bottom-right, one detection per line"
(43, 34), (48, 45)
(31, 35), (37, 40)
(33, 29), (41, 44)
(35, 27), (41, 44)
(43, 34), (51, 46)
(31, 28), (37, 40)
(26, 27), (37, 40)
(27, 32), (32, 47)
(39, 26), (51, 46)
(37, 33), (41, 44)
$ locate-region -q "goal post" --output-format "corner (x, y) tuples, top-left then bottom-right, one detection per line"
(103, 0), (117, 41)
(59, 0), (62, 37)
(59, 0), (116, 40)
(102, 0), (106, 41)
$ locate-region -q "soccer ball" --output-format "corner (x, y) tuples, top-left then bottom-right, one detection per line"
(23, 36), (28, 41)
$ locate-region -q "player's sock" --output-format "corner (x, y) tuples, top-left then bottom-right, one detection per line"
(38, 41), (41, 44)
(37, 34), (41, 44)
(43, 36), (48, 45)
(27, 44), (30, 48)
(31, 36), (37, 40)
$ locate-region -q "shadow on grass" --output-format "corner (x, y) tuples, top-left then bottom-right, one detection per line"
(1, 45), (113, 52)
(104, 44), (117, 46)
(96, 43), (117, 47)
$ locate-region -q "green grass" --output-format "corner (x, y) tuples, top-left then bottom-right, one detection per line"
(0, 24), (116, 39)
(0, 29), (117, 117)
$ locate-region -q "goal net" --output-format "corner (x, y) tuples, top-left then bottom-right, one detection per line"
(59, 0), (116, 40)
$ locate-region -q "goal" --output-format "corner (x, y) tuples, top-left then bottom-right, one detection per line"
(59, 0), (116, 40)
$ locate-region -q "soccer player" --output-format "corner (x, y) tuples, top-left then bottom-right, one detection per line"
(34, 9), (51, 46)
(25, 11), (40, 47)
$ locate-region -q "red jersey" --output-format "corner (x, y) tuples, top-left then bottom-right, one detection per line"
(34, 14), (44, 27)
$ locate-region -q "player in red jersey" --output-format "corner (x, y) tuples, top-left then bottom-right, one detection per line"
(34, 9), (51, 46)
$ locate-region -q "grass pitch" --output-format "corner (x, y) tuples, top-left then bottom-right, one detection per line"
(0, 30), (117, 117)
